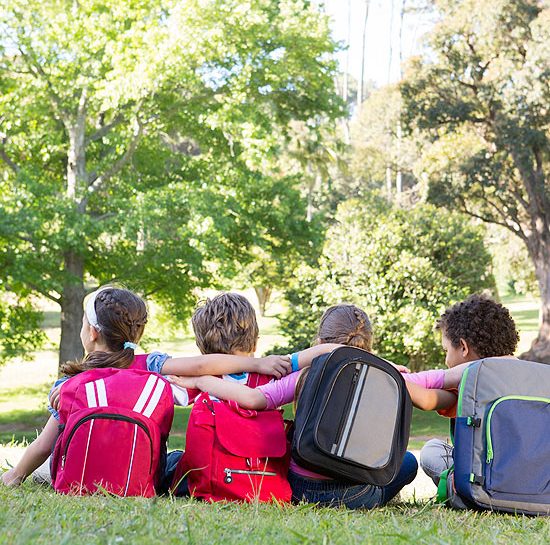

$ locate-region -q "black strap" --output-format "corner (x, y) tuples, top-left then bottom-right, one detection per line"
(469, 473), (485, 486)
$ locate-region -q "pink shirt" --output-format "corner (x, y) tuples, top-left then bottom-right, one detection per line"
(257, 372), (330, 480)
(402, 369), (445, 389)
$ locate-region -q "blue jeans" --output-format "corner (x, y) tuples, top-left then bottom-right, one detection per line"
(158, 450), (189, 496)
(287, 451), (418, 509)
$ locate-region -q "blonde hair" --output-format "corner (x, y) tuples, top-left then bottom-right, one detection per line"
(316, 304), (373, 351)
(192, 292), (258, 355)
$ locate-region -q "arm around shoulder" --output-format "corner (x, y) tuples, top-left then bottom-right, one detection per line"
(406, 382), (457, 411)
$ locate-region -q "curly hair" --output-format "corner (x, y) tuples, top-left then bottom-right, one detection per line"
(436, 294), (519, 358)
(316, 304), (373, 351)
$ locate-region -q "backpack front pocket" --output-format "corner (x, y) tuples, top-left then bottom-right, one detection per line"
(316, 363), (400, 469)
(484, 396), (550, 503)
(61, 412), (155, 496)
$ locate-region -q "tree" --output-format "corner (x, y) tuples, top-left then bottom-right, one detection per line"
(401, 0), (550, 361)
(276, 196), (495, 369)
(349, 85), (420, 200)
(0, 0), (342, 366)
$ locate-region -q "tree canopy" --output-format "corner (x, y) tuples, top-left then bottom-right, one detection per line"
(276, 196), (494, 369)
(0, 0), (343, 365)
(401, 0), (550, 361)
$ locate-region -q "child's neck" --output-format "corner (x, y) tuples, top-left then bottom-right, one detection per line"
(230, 350), (254, 357)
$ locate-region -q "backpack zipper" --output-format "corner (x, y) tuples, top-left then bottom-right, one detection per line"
(62, 413), (154, 473)
(223, 468), (277, 484)
(330, 364), (361, 454)
(485, 395), (550, 463)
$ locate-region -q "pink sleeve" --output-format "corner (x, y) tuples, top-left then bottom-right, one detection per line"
(257, 371), (300, 409)
(403, 369), (445, 389)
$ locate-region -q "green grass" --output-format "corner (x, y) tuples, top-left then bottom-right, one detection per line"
(0, 485), (548, 545)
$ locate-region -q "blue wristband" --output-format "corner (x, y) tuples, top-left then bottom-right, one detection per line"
(291, 352), (300, 373)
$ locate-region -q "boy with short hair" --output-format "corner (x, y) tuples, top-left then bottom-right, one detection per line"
(419, 294), (520, 485)
(159, 292), (340, 494)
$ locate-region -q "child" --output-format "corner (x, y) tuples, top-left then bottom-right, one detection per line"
(154, 293), (347, 493)
(0, 287), (292, 488)
(169, 303), (457, 508)
(419, 294), (519, 486)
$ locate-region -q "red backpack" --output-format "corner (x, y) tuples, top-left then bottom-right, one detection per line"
(171, 393), (292, 502)
(51, 367), (174, 497)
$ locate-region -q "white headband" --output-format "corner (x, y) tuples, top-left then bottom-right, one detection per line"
(85, 287), (110, 331)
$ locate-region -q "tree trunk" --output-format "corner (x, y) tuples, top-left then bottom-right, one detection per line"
(358, 0), (370, 112)
(59, 252), (86, 369)
(520, 248), (550, 363)
(386, 166), (392, 199)
(254, 286), (272, 317)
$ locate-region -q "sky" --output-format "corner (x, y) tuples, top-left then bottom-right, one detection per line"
(321, 0), (436, 87)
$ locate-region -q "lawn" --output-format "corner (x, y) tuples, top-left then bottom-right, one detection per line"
(0, 291), (548, 544)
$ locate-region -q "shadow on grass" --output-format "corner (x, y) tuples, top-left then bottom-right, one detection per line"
(0, 382), (51, 404)
(0, 408), (48, 444)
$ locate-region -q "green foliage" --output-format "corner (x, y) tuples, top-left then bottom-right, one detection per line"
(400, 1), (550, 338)
(0, 298), (46, 364)
(0, 0), (343, 361)
(277, 196), (495, 369)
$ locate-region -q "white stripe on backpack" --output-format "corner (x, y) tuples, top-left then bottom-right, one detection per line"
(142, 380), (165, 418)
(133, 375), (158, 413)
(95, 379), (108, 407)
(124, 424), (138, 497)
(85, 382), (97, 408)
(85, 380), (108, 408)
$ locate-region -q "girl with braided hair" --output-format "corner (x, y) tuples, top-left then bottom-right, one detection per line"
(169, 303), (457, 508)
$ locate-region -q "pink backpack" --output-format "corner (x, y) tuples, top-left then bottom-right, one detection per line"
(171, 393), (292, 503)
(51, 367), (174, 497)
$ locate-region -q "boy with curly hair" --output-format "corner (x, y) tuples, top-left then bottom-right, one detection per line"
(419, 294), (520, 485)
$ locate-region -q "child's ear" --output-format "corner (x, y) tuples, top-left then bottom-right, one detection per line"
(89, 325), (99, 342)
(459, 338), (470, 358)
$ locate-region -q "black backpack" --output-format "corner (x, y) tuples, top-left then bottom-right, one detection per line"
(291, 346), (412, 486)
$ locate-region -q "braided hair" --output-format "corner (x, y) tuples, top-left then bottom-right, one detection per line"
(316, 304), (373, 351)
(62, 287), (148, 376)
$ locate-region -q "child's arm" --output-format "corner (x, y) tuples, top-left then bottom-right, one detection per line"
(152, 343), (344, 379)
(1, 416), (58, 487)
(406, 382), (457, 411)
(152, 353), (291, 379)
(404, 363), (471, 391)
(443, 362), (471, 388)
(167, 375), (268, 410)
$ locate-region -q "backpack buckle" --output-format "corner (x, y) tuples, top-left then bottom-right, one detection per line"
(466, 416), (481, 427)
(469, 473), (485, 486)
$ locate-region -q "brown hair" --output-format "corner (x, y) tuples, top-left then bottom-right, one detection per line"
(192, 292), (258, 355)
(62, 287), (148, 376)
(316, 304), (373, 351)
(293, 367), (311, 413)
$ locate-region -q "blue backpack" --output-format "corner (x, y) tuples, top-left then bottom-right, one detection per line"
(438, 358), (550, 515)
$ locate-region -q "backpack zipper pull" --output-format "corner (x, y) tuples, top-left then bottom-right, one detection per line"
(224, 469), (233, 484)
(61, 455), (66, 470)
(202, 398), (215, 415)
